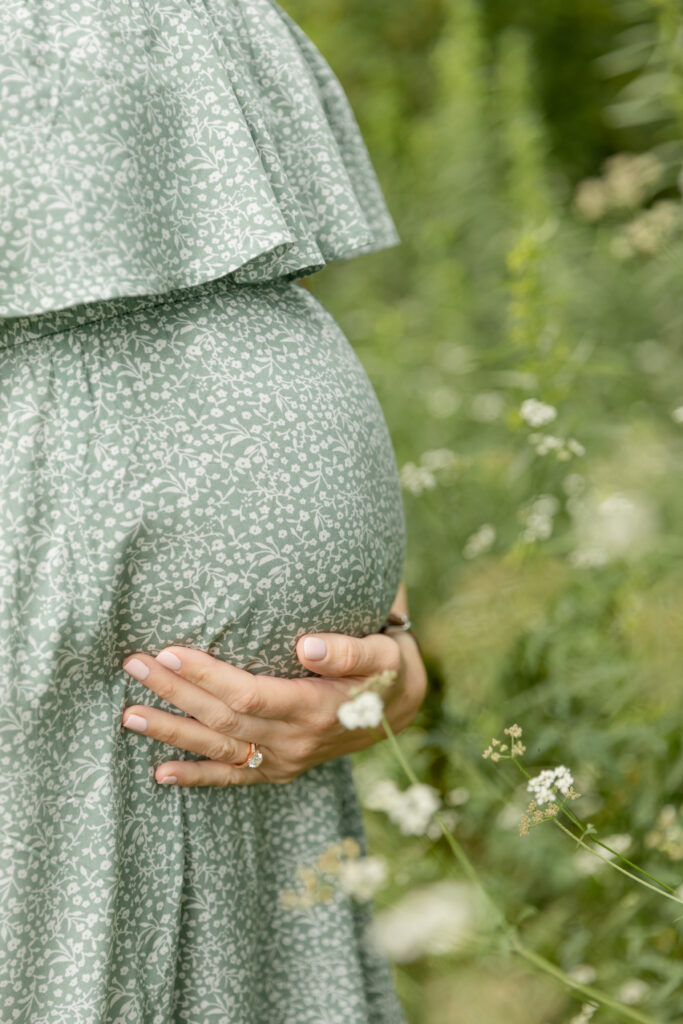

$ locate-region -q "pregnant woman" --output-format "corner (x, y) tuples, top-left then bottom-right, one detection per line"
(0, 1), (428, 1021)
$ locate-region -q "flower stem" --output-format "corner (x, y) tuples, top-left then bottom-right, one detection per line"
(379, 715), (665, 1024)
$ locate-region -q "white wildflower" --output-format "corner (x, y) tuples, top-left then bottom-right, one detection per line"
(337, 691), (384, 730)
(527, 765), (574, 806)
(420, 447), (460, 471)
(563, 473), (586, 497)
(446, 786), (470, 806)
(672, 406), (683, 424)
(618, 979), (650, 1005)
(399, 462), (437, 495)
(570, 1003), (598, 1024)
(520, 398), (557, 427)
(602, 152), (663, 208)
(566, 438), (586, 457)
(520, 493), (559, 543)
(388, 783), (441, 835)
(338, 855), (389, 902)
(426, 809), (459, 840)
(573, 177), (608, 221)
(362, 779), (441, 835)
(569, 964), (597, 986)
(462, 523), (496, 559)
(366, 881), (477, 962)
(569, 490), (657, 565)
(362, 778), (402, 812)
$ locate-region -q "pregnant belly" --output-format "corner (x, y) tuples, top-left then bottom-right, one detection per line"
(0, 277), (406, 703)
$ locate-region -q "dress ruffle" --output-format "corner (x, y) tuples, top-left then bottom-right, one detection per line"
(0, 0), (400, 318)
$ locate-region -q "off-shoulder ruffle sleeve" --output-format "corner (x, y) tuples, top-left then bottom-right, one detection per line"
(0, 0), (400, 318)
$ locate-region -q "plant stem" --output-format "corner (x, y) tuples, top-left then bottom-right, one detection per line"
(552, 819), (683, 907)
(379, 715), (665, 1024)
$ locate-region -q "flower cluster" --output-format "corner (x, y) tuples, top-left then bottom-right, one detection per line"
(279, 837), (389, 910)
(527, 765), (575, 805)
(519, 398), (557, 427)
(399, 448), (462, 494)
(363, 778), (441, 835)
(528, 432), (585, 461)
(573, 152), (663, 221)
(336, 669), (397, 730)
(482, 723), (527, 762)
(337, 691), (384, 729)
(519, 494), (559, 543)
(366, 881), (477, 963)
(462, 523), (496, 559)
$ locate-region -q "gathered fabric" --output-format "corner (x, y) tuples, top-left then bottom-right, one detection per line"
(0, 0), (400, 318)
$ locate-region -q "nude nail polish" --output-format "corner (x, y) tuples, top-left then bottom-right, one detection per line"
(123, 713), (148, 733)
(156, 650), (182, 671)
(123, 657), (150, 681)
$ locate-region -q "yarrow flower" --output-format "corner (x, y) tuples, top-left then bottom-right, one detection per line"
(527, 765), (575, 806)
(482, 724), (526, 761)
(520, 398), (557, 427)
(528, 432), (585, 460)
(337, 691), (384, 730)
(363, 778), (441, 836)
(462, 523), (496, 559)
(338, 855), (389, 902)
(336, 669), (397, 730)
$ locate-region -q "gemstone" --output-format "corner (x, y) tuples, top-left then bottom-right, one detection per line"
(247, 749), (263, 768)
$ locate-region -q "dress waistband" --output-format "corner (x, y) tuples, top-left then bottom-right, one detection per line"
(0, 274), (288, 349)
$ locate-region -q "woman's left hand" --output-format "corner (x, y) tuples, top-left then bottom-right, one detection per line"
(120, 629), (428, 787)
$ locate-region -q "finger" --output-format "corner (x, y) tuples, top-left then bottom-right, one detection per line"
(153, 758), (267, 787)
(151, 646), (296, 722)
(121, 705), (253, 765)
(122, 652), (263, 741)
(295, 630), (402, 680)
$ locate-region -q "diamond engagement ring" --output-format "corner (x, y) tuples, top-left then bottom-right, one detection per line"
(232, 741), (263, 769)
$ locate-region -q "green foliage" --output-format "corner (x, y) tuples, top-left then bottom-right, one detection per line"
(286, 0), (683, 1020)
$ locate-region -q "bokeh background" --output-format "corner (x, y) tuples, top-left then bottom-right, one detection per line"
(286, 1), (683, 1021)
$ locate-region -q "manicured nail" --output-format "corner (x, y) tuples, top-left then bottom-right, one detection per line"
(156, 650), (182, 671)
(303, 636), (327, 660)
(123, 713), (148, 733)
(123, 657), (150, 681)
(158, 775), (178, 785)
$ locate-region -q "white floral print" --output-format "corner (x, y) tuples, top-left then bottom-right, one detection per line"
(0, 0), (400, 318)
(0, 1), (407, 1021)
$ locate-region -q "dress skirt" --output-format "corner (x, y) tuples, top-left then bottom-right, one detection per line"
(0, 274), (407, 1023)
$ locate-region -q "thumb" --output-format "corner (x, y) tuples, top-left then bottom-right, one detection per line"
(295, 630), (401, 680)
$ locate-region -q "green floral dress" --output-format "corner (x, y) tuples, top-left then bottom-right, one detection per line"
(0, 2), (408, 1022)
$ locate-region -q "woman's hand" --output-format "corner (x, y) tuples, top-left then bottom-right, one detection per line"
(120, 626), (427, 788)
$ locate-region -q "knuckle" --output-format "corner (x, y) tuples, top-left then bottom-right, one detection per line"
(205, 706), (239, 734)
(207, 737), (237, 763)
(289, 736), (317, 763)
(336, 638), (361, 676)
(311, 706), (337, 734)
(163, 720), (182, 748)
(155, 677), (178, 705)
(190, 663), (215, 691)
(229, 688), (266, 717)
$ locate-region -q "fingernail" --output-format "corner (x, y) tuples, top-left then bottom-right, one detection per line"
(303, 636), (327, 660)
(159, 775), (178, 785)
(123, 713), (148, 733)
(123, 657), (150, 681)
(156, 650), (182, 671)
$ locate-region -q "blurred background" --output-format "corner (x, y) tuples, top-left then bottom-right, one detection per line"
(287, 0), (683, 1021)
